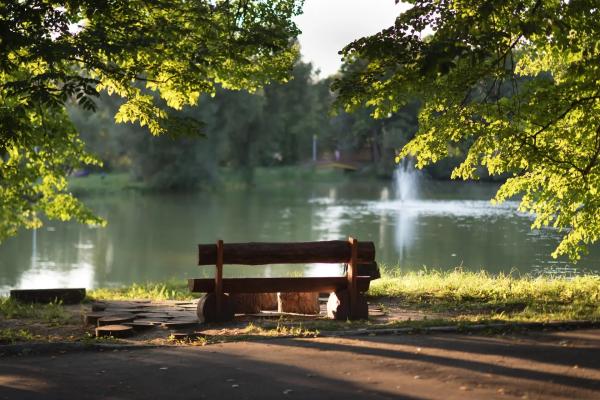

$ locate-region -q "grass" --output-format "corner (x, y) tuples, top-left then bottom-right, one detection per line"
(0, 298), (74, 326)
(2, 268), (597, 346)
(0, 328), (37, 344)
(68, 172), (144, 195)
(85, 268), (600, 335)
(367, 266), (600, 323)
(68, 167), (350, 196)
(87, 279), (197, 301)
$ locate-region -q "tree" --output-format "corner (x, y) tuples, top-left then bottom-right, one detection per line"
(0, 0), (301, 240)
(333, 0), (600, 261)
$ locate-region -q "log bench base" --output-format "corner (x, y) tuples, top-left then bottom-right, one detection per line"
(196, 290), (369, 322)
(196, 293), (235, 323)
(327, 290), (369, 320)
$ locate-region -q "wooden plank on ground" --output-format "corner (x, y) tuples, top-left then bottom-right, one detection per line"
(10, 288), (86, 304)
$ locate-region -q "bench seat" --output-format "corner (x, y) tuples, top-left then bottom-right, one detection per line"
(189, 276), (371, 294)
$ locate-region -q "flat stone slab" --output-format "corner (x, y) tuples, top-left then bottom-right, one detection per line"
(161, 320), (199, 329)
(124, 321), (156, 330)
(137, 318), (171, 325)
(91, 303), (107, 312)
(97, 316), (136, 326)
(103, 308), (148, 314)
(136, 313), (173, 319)
(83, 312), (108, 325)
(95, 325), (134, 338)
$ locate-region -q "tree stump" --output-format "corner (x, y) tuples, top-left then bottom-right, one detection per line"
(230, 293), (278, 314)
(326, 290), (369, 320)
(95, 325), (134, 338)
(277, 292), (320, 314)
(83, 312), (107, 326)
(196, 293), (234, 323)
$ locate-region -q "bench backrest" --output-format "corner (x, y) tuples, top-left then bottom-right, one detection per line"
(198, 240), (375, 265)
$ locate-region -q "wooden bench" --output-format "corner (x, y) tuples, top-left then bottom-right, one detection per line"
(189, 237), (376, 322)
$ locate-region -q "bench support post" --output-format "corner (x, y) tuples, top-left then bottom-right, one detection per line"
(348, 236), (358, 319)
(215, 239), (224, 318)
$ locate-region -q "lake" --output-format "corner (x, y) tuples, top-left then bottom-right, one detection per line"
(1, 175), (598, 293)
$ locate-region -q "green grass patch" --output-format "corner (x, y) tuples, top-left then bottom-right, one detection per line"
(87, 280), (198, 301)
(368, 267), (600, 323)
(0, 298), (74, 326)
(68, 172), (144, 195)
(69, 167), (347, 195)
(86, 268), (600, 335)
(0, 328), (37, 344)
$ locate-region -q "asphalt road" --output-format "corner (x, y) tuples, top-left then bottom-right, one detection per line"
(1, 329), (599, 399)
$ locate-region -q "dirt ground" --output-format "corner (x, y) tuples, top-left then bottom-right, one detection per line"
(1, 298), (447, 344)
(0, 328), (598, 399)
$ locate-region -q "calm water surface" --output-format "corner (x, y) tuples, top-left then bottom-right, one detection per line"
(1, 178), (598, 293)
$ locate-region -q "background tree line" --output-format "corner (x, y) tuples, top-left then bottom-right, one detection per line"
(68, 60), (447, 190)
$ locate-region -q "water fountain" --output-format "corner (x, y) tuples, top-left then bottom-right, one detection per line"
(392, 158), (421, 265)
(394, 157), (421, 201)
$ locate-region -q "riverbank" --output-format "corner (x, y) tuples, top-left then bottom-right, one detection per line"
(67, 167), (355, 195)
(1, 270), (598, 346)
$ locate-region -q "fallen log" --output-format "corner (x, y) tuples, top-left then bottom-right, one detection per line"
(10, 288), (86, 304)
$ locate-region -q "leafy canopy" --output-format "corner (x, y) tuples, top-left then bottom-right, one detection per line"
(0, 0), (301, 240)
(333, 0), (600, 261)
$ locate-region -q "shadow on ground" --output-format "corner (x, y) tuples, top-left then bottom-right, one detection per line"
(0, 329), (598, 400)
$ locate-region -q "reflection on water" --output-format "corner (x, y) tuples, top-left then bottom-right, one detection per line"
(0, 179), (598, 293)
(2, 228), (97, 293)
(372, 199), (523, 218)
(392, 161), (419, 265)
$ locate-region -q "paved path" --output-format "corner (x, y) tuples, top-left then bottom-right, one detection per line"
(1, 329), (599, 399)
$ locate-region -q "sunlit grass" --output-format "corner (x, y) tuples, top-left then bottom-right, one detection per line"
(87, 280), (197, 301)
(368, 266), (600, 322)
